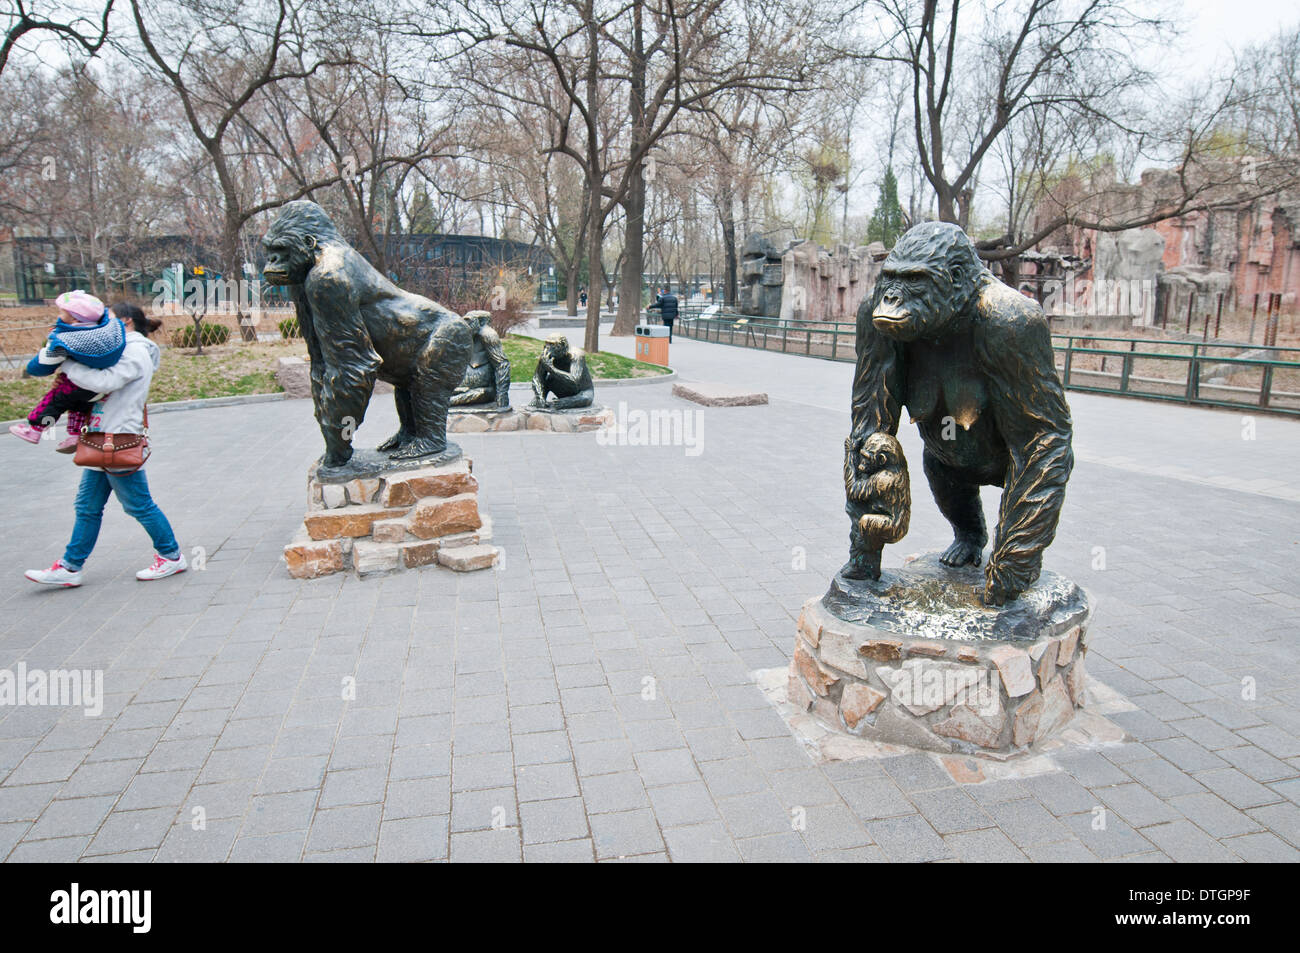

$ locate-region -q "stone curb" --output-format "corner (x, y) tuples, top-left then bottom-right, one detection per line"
(0, 369), (675, 429)
(0, 391), (289, 427)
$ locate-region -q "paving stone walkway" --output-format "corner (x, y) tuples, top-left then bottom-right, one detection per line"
(1, 334), (1298, 862)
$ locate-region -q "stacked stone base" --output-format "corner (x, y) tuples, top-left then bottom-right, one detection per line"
(449, 405), (614, 433)
(789, 556), (1091, 758)
(285, 456), (499, 579)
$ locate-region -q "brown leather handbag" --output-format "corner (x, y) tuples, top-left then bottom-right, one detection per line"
(74, 408), (151, 473)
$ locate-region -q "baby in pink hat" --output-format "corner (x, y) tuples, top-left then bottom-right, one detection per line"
(9, 289), (127, 451)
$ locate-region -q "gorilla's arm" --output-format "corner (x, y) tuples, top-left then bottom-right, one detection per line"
(975, 295), (1074, 602)
(848, 289), (905, 465)
(547, 354), (595, 408)
(531, 350), (550, 401)
(482, 326), (512, 408)
(849, 290), (904, 442)
(304, 262), (382, 464)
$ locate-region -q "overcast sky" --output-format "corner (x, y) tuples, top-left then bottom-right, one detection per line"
(1177, 0), (1296, 61)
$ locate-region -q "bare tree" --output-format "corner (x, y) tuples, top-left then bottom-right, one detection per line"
(1, 0), (114, 75)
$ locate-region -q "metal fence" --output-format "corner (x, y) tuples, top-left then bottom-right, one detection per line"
(675, 310), (1300, 416)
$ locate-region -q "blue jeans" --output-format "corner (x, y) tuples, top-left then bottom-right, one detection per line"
(62, 468), (180, 570)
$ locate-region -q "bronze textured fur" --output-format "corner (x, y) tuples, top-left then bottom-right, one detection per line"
(261, 201), (472, 468)
(846, 222), (1074, 605)
(843, 432), (911, 581)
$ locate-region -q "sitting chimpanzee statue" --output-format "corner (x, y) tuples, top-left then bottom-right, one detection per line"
(261, 201), (472, 467)
(844, 222), (1074, 606)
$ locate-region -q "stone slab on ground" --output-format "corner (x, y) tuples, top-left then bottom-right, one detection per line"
(450, 405), (614, 434)
(671, 381), (768, 406)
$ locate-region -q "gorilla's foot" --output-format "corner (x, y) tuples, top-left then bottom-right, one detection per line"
(376, 431), (408, 452)
(321, 449), (353, 468)
(389, 435), (448, 460)
(939, 536), (984, 567)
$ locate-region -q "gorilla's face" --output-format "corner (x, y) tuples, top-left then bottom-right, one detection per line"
(872, 259), (956, 342)
(261, 230), (316, 286)
(543, 342), (571, 370)
(872, 224), (982, 342)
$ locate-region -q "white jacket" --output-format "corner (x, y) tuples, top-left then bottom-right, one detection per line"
(62, 331), (160, 435)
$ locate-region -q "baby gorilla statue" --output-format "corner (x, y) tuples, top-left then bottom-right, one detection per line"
(843, 432), (911, 581)
(529, 334), (595, 410)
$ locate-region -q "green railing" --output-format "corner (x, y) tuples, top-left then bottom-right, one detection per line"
(674, 311), (1300, 416)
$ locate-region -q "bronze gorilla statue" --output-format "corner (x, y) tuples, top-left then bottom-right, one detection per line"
(261, 201), (472, 467)
(451, 310), (511, 409)
(529, 334), (594, 409)
(845, 221), (1073, 606)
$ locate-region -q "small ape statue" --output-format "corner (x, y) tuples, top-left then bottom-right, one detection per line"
(262, 201), (472, 467)
(529, 334), (595, 409)
(846, 222), (1074, 606)
(843, 432), (911, 581)
(451, 310), (511, 410)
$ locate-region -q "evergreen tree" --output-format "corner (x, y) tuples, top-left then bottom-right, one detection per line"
(867, 167), (904, 248)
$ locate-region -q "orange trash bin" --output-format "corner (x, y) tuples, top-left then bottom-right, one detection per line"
(634, 324), (670, 366)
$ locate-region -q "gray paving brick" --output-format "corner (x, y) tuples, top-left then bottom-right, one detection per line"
(1142, 820), (1241, 862)
(736, 831), (813, 863)
(1194, 767), (1284, 809)
(523, 838), (595, 862)
(579, 772), (650, 815)
(155, 819), (239, 862)
(228, 831), (308, 862)
(910, 786), (996, 834)
(84, 807), (176, 856)
(377, 816), (448, 861)
(306, 804), (381, 852)
(588, 809), (664, 859)
(1224, 831), (1300, 861)
(865, 814), (952, 862)
(944, 828), (1029, 862)
(520, 796), (590, 844)
(985, 798), (1073, 846)
(243, 791), (319, 836)
(26, 795), (116, 840)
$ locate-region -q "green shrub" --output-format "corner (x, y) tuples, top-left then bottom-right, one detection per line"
(171, 322), (231, 348)
(279, 316), (300, 339)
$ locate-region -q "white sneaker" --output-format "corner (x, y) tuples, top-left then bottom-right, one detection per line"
(137, 553), (188, 581)
(25, 560), (83, 587)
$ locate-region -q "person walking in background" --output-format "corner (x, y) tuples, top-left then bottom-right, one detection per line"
(24, 302), (184, 587)
(648, 287), (678, 341)
(579, 287), (588, 309)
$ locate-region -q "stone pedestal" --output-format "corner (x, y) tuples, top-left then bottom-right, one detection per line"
(284, 450), (500, 579)
(788, 554), (1092, 757)
(449, 404), (614, 434)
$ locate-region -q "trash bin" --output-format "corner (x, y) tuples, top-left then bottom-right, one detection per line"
(635, 324), (670, 366)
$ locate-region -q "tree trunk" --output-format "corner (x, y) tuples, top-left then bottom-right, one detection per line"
(221, 220), (257, 343)
(719, 184), (738, 306)
(583, 193), (602, 354)
(614, 170), (644, 336)
(613, 2), (647, 338)
(565, 260), (579, 316)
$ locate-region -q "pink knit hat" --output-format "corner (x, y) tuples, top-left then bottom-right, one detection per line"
(55, 289), (106, 325)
